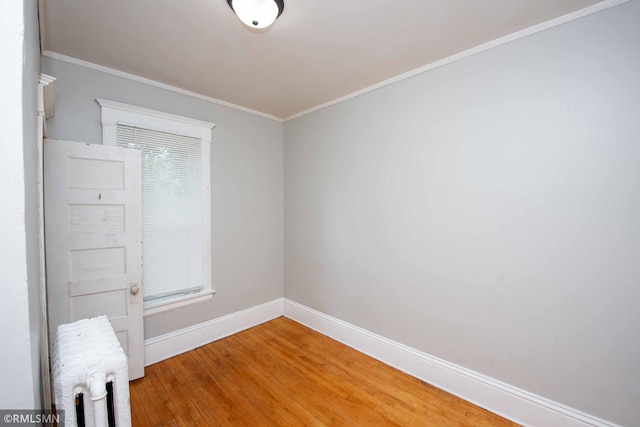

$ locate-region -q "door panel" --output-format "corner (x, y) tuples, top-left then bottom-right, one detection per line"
(45, 139), (144, 380)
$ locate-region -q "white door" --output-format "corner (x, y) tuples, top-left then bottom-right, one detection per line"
(44, 139), (144, 380)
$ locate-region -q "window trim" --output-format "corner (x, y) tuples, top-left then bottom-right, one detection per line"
(97, 98), (215, 314)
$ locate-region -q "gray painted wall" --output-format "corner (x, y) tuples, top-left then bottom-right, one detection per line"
(24, 0), (43, 409)
(42, 57), (284, 339)
(284, 2), (640, 425)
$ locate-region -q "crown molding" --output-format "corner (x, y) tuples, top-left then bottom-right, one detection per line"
(42, 50), (284, 123)
(284, 0), (631, 121)
(39, 73), (56, 119)
(42, 0), (630, 124)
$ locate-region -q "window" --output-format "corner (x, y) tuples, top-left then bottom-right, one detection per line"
(98, 99), (215, 314)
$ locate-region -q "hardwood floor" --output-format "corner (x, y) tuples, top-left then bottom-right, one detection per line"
(130, 317), (518, 426)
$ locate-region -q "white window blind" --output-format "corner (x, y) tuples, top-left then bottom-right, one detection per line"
(117, 124), (205, 302)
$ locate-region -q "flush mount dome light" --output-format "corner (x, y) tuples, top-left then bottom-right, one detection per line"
(227, 0), (285, 29)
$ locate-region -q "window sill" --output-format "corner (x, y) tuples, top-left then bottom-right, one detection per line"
(143, 289), (215, 317)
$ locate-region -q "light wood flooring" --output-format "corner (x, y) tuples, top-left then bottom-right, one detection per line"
(130, 317), (518, 426)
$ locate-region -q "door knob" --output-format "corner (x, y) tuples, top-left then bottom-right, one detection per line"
(130, 283), (140, 295)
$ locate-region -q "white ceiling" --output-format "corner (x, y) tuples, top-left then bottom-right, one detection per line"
(40, 0), (606, 120)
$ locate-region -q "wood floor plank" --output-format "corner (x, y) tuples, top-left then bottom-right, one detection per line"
(222, 334), (330, 425)
(131, 365), (166, 426)
(191, 345), (273, 427)
(261, 319), (495, 426)
(152, 356), (207, 426)
(231, 327), (346, 425)
(130, 317), (519, 426)
(128, 384), (152, 427)
(145, 363), (190, 427)
(248, 324), (405, 425)
(166, 352), (237, 426)
(257, 320), (446, 424)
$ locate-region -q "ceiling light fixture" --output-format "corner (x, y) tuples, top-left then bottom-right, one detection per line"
(227, 0), (284, 29)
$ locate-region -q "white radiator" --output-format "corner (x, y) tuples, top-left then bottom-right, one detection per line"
(52, 316), (131, 427)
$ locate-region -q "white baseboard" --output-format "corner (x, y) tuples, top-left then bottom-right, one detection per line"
(283, 299), (619, 427)
(144, 298), (284, 366)
(143, 297), (618, 426)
